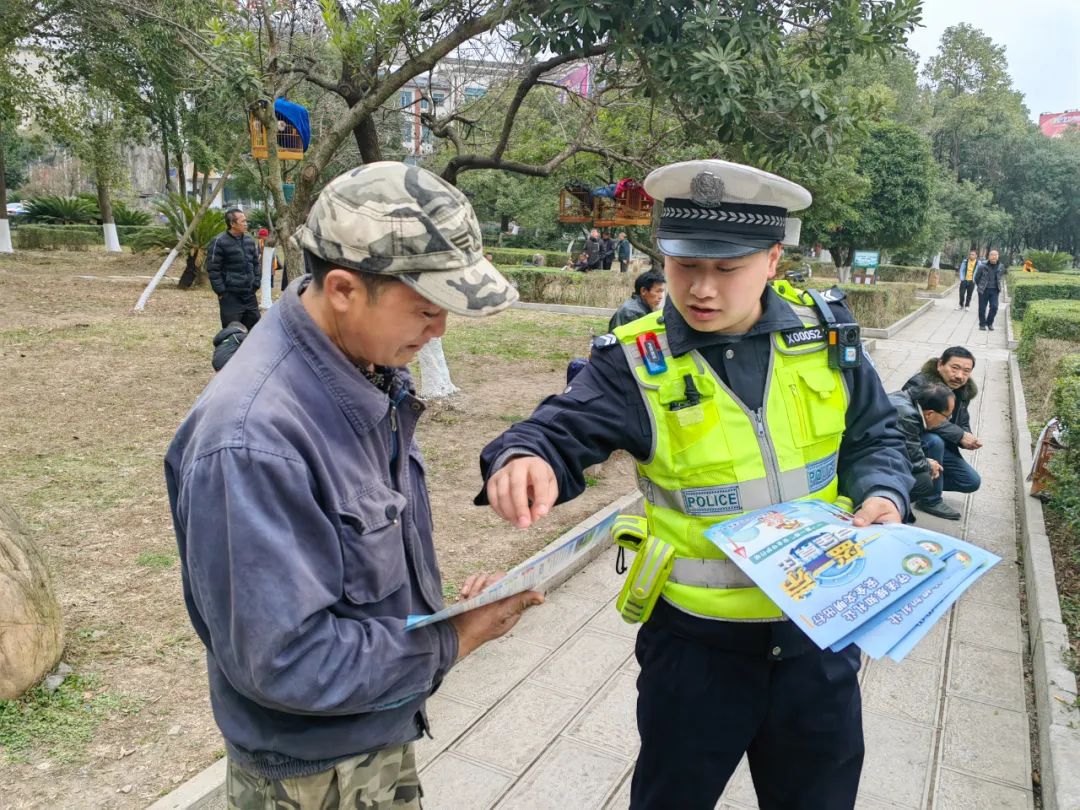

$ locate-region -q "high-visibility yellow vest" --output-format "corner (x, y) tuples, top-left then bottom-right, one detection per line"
(613, 281), (848, 620)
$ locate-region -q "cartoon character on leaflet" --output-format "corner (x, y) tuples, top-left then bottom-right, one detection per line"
(780, 527), (865, 600)
(761, 511), (803, 531)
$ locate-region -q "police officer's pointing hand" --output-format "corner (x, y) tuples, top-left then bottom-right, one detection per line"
(486, 456), (558, 528)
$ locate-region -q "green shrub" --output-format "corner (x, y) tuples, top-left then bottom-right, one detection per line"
(1047, 354), (1080, 535)
(1009, 273), (1080, 320)
(501, 267), (631, 308)
(130, 195), (226, 263)
(486, 247), (570, 267)
(875, 264), (934, 284)
(1018, 300), (1080, 365)
(835, 283), (921, 328)
(10, 223), (150, 249)
(22, 195), (98, 224)
(1026, 250), (1074, 274)
(110, 201), (151, 227)
(13, 225), (100, 250)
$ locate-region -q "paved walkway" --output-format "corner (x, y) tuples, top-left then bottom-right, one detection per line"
(417, 298), (1034, 810)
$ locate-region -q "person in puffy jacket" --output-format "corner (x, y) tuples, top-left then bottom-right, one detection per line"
(211, 322), (248, 371)
(207, 209), (261, 330)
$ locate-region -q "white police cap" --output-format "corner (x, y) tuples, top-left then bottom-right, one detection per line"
(644, 159), (812, 259)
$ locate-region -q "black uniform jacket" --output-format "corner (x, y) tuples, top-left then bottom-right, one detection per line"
(477, 286), (915, 517)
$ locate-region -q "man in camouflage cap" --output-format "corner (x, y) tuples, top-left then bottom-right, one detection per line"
(165, 162), (539, 810)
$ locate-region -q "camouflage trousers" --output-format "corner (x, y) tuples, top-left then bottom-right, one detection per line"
(226, 744), (423, 810)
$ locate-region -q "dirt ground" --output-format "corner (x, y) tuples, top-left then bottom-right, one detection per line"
(0, 251), (635, 809)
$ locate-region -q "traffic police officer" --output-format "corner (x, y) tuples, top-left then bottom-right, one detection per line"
(478, 159), (914, 809)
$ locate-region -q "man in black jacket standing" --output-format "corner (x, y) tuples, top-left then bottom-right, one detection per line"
(973, 248), (1007, 331)
(207, 209), (261, 329)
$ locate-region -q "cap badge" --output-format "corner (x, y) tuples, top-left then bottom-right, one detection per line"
(690, 171), (725, 208)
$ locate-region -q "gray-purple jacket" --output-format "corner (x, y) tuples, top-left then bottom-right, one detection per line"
(165, 277), (458, 779)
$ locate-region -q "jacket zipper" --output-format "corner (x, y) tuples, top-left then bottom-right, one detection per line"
(754, 409), (783, 503)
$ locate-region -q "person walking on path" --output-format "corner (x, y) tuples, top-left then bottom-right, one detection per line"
(957, 249), (978, 311)
(974, 248), (1007, 331)
(166, 163), (542, 810)
(477, 159), (913, 810)
(207, 209), (261, 330)
(616, 231), (632, 273)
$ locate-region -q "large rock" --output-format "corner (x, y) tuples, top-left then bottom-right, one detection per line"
(0, 495), (63, 699)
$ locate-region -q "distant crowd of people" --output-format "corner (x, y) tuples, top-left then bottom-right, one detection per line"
(567, 228), (633, 273)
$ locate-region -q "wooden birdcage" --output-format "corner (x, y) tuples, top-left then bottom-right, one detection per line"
(249, 111), (305, 161)
(558, 188), (593, 223)
(594, 186), (654, 227)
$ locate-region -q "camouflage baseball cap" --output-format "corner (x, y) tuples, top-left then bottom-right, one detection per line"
(292, 161), (517, 317)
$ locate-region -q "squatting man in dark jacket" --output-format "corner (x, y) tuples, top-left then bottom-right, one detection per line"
(207, 208), (261, 330)
(608, 270), (666, 331)
(903, 346), (983, 518)
(888, 383), (960, 519)
(166, 163), (543, 809)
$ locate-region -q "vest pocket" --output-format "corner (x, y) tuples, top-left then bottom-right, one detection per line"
(778, 366), (846, 447)
(338, 486), (410, 605)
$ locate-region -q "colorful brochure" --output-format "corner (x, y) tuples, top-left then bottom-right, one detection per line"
(405, 512), (618, 631)
(704, 500), (946, 649)
(827, 528), (999, 660)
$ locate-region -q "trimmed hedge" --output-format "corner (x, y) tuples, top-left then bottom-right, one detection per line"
(486, 247), (569, 267)
(12, 223), (151, 250)
(836, 283), (920, 329)
(1008, 272), (1080, 321)
(500, 266), (631, 308)
(875, 264), (935, 284)
(1018, 300), (1080, 364)
(1047, 354), (1080, 536)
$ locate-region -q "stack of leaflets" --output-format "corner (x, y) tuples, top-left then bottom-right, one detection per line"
(704, 499), (999, 662)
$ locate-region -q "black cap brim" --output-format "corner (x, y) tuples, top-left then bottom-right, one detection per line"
(656, 237), (775, 259)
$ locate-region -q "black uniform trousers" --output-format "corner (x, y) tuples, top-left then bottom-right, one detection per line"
(630, 601), (864, 810)
(218, 290), (261, 330)
(958, 279), (974, 308)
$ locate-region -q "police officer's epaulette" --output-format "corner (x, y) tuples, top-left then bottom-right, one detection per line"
(820, 285), (846, 303)
(592, 333), (619, 350)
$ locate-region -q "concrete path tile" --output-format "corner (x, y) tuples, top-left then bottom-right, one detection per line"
(859, 710), (935, 808)
(417, 694), (486, 767)
(507, 590), (603, 650)
(941, 697), (1031, 788)
(439, 636), (551, 706)
(558, 546), (625, 603)
(964, 560), (1021, 610)
(854, 796), (908, 809)
(934, 767), (1034, 809)
(861, 657), (943, 726)
(947, 642), (1026, 711)
(495, 737), (628, 810)
(620, 651), (640, 675)
(564, 671), (640, 758)
(953, 599), (1024, 654)
(453, 681), (584, 774)
(904, 609), (950, 664)
(603, 768), (633, 810)
(529, 629), (634, 699)
(421, 752), (512, 810)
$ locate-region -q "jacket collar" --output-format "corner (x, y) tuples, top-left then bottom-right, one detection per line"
(662, 284), (803, 355)
(278, 275), (416, 436)
(918, 358), (978, 401)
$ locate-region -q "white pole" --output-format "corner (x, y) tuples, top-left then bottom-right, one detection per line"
(134, 248), (180, 311)
(103, 222), (121, 253)
(259, 246), (274, 310)
(0, 219), (11, 253)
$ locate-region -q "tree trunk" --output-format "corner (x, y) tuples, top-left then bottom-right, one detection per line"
(0, 126), (11, 253)
(0, 494), (64, 699)
(94, 164), (121, 253)
(175, 147), (186, 197)
(351, 115), (382, 164)
(418, 339), (460, 398)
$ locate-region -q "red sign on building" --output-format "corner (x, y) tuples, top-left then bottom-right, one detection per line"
(1039, 110), (1080, 138)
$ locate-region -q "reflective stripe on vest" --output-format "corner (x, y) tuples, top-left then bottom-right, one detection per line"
(613, 284), (849, 621)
